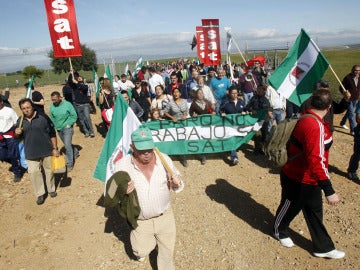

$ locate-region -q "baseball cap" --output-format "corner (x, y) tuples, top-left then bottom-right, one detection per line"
(131, 127), (155, 150)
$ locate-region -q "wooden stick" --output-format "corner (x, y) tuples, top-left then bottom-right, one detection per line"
(329, 64), (347, 93)
(69, 57), (73, 71)
(18, 115), (24, 129)
(154, 147), (173, 176)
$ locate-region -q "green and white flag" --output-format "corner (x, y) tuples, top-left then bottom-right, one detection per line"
(134, 56), (143, 72)
(124, 62), (129, 75)
(93, 95), (141, 183)
(104, 64), (113, 85)
(25, 75), (34, 98)
(268, 29), (329, 106)
(142, 112), (266, 155)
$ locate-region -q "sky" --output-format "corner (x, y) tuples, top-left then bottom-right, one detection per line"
(0, 0), (359, 73)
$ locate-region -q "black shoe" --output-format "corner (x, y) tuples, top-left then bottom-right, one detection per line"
(13, 175), (22, 183)
(90, 133), (95, 138)
(348, 172), (360, 181)
(49, 191), (57, 198)
(201, 156), (206, 165)
(36, 195), (45, 205)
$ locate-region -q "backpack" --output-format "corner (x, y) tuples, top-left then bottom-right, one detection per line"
(263, 114), (317, 167)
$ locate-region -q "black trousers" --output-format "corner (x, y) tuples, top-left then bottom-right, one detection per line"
(274, 172), (335, 253)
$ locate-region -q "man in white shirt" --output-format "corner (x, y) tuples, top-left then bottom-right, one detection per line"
(148, 67), (165, 95)
(0, 96), (23, 182)
(114, 127), (184, 269)
(118, 74), (135, 92)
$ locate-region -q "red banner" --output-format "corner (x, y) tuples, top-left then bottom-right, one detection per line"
(44, 0), (82, 58)
(201, 19), (221, 66)
(196, 26), (206, 64)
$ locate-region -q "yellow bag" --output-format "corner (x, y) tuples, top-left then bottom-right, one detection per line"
(51, 155), (66, 174)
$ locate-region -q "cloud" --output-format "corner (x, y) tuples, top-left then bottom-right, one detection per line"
(0, 29), (359, 73)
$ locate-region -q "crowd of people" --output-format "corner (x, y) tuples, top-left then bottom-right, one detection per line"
(1, 59), (359, 267)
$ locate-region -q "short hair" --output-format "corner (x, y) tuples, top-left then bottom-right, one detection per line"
(229, 85), (238, 93)
(120, 90), (129, 96)
(148, 67), (155, 73)
(310, 89), (332, 110)
(18, 98), (34, 108)
(120, 74), (127, 78)
(315, 80), (329, 90)
(351, 65), (360, 73)
(51, 91), (61, 97)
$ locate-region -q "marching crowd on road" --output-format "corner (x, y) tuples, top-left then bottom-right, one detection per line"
(1, 59), (360, 268)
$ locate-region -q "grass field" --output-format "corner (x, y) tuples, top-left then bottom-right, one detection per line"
(1, 49), (359, 100)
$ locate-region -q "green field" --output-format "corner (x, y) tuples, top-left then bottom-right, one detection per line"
(1, 49), (359, 100)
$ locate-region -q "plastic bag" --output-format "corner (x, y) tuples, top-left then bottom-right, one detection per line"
(51, 155), (66, 174)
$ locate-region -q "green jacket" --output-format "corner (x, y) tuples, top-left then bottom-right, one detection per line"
(50, 100), (77, 131)
(104, 171), (141, 229)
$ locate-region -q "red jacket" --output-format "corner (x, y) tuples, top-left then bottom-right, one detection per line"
(282, 110), (332, 186)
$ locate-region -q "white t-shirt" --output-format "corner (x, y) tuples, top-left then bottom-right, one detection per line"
(118, 80), (135, 92)
(149, 74), (165, 94)
(0, 106), (18, 137)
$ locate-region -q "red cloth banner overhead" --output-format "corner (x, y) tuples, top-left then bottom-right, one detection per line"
(196, 26), (206, 64)
(201, 19), (221, 66)
(44, 0), (82, 58)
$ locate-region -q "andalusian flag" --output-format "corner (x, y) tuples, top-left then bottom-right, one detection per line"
(124, 62), (129, 75)
(93, 95), (141, 182)
(25, 75), (34, 98)
(104, 64), (113, 86)
(268, 29), (329, 106)
(134, 56), (143, 72)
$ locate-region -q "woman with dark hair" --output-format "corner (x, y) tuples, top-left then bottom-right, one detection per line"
(163, 88), (189, 167)
(150, 84), (172, 118)
(99, 78), (115, 129)
(189, 89), (215, 165)
(132, 79), (151, 122)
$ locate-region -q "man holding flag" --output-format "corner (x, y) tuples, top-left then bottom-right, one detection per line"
(271, 29), (345, 259)
(114, 127), (184, 268)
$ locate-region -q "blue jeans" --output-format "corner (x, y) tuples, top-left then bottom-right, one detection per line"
(267, 109), (285, 139)
(243, 92), (254, 106)
(230, 150), (238, 161)
(341, 100), (358, 132)
(75, 103), (94, 135)
(58, 126), (78, 166)
(0, 137), (22, 177)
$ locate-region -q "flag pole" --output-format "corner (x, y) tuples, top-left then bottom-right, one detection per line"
(328, 65), (347, 93)
(69, 57), (73, 71)
(154, 147), (173, 176)
(229, 34), (248, 66)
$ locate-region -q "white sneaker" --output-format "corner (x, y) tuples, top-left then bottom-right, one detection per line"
(279, 237), (295, 248)
(137, 257), (146, 262)
(233, 158), (239, 165)
(341, 124), (349, 130)
(313, 249), (345, 259)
